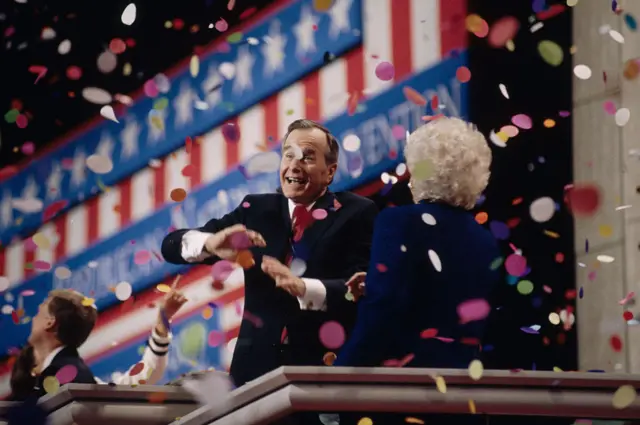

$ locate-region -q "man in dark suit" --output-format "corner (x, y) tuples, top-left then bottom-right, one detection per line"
(161, 119), (377, 388)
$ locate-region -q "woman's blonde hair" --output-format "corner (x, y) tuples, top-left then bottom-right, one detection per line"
(404, 117), (492, 210)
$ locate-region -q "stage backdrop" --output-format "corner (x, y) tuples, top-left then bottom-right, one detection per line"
(0, 0), (467, 396)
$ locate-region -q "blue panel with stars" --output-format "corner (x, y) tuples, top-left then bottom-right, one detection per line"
(0, 0), (363, 247)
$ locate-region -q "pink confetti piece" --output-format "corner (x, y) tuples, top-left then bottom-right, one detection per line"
(33, 260), (51, 271)
(134, 250), (151, 265)
(619, 292), (635, 305)
(511, 114), (533, 130)
(28, 65), (48, 84)
(434, 336), (455, 343)
(311, 209), (328, 220)
(20, 290), (35, 297)
(143, 80), (159, 98)
(603, 101), (617, 115)
(242, 201), (251, 208)
(457, 298), (491, 324)
(21, 142), (35, 155)
(374, 61), (395, 81)
(55, 365), (78, 385)
(215, 19), (229, 32)
(319, 321), (345, 349)
(505, 253), (527, 277)
(211, 260), (235, 282)
(207, 330), (225, 347)
(391, 125), (405, 140)
(243, 310), (263, 327)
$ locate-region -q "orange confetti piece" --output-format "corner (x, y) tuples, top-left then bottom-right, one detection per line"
(347, 92), (360, 116)
(170, 188), (187, 202)
(512, 197), (523, 205)
(405, 417), (425, 424)
(544, 230), (560, 238)
(475, 212), (488, 224)
(323, 352), (337, 365)
(468, 399), (477, 414)
(403, 87), (427, 106)
(235, 250), (255, 269)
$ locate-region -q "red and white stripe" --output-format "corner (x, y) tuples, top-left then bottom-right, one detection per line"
(0, 265), (246, 398)
(0, 0), (466, 290)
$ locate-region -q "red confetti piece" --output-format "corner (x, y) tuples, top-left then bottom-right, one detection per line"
(456, 66), (472, 83)
(460, 337), (481, 346)
(181, 164), (196, 177)
(281, 327), (288, 343)
(536, 4), (566, 20)
(66, 66), (82, 80)
(43, 200), (69, 221)
(173, 19), (185, 30)
(185, 136), (193, 154)
(28, 65), (48, 84)
(376, 263), (388, 272)
(564, 289), (577, 300)
(420, 328), (438, 338)
(347, 92), (359, 116)
(129, 362), (145, 376)
(240, 7), (257, 19)
(565, 183), (601, 217)
(109, 38), (127, 54)
(11, 310), (19, 324)
(488, 16), (520, 48)
(623, 311), (634, 321)
(610, 334), (623, 352)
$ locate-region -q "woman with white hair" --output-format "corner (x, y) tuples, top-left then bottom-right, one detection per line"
(335, 117), (501, 370)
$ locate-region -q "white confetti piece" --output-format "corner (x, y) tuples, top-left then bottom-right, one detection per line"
(82, 87), (113, 105)
(115, 281), (133, 301)
(190, 55), (200, 78)
(121, 3), (137, 26)
(290, 258), (307, 277)
(573, 64), (592, 80)
(421, 213), (436, 225)
(342, 134), (361, 152)
(498, 83), (510, 99)
(428, 250), (442, 272)
(609, 29), (624, 44)
(86, 154), (114, 174)
(615, 108), (630, 127)
(597, 255), (615, 263)
(41, 27), (56, 40)
(97, 50), (118, 74)
(54, 266), (72, 280)
(529, 196), (555, 223)
(100, 105), (119, 123)
(219, 62), (236, 80)
(489, 130), (507, 148)
(58, 39), (71, 55)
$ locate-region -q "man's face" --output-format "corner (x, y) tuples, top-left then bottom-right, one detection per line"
(280, 128), (337, 205)
(28, 298), (55, 344)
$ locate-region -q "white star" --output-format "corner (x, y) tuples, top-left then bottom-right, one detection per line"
(71, 149), (87, 188)
(202, 63), (224, 108)
(0, 190), (12, 229)
(174, 81), (195, 128)
(120, 118), (140, 160)
(147, 109), (167, 144)
(262, 20), (287, 77)
(328, 0), (353, 39)
(233, 46), (255, 94)
(46, 162), (63, 200)
(294, 6), (319, 56)
(22, 176), (39, 200)
(96, 131), (115, 159)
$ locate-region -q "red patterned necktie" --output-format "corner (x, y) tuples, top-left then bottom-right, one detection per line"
(292, 204), (313, 242)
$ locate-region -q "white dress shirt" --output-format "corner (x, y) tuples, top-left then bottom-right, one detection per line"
(180, 199), (327, 311)
(40, 346), (65, 372)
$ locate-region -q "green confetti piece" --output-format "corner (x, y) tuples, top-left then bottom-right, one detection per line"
(153, 97), (169, 111)
(345, 292), (355, 302)
(517, 280), (534, 295)
(227, 32), (243, 44)
(538, 40), (564, 67)
(4, 109), (19, 123)
(490, 257), (504, 270)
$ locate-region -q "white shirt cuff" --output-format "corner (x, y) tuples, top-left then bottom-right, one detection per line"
(181, 230), (214, 263)
(298, 278), (327, 311)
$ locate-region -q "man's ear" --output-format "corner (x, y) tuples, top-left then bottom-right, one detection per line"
(44, 316), (56, 332)
(327, 163), (337, 184)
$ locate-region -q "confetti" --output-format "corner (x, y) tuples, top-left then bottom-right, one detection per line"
(566, 184), (601, 216)
(456, 66), (472, 83)
(488, 16), (520, 48)
(403, 86), (427, 106)
(82, 297), (95, 307)
(343, 134), (361, 152)
(99, 105), (119, 123)
(215, 19), (229, 32)
(615, 108), (630, 126)
(28, 65), (47, 84)
(170, 188), (187, 202)
(190, 55), (200, 77)
(121, 3), (137, 26)
(319, 321), (346, 349)
(115, 281), (133, 301)
(313, 0), (334, 12)
(55, 365), (78, 385)
(468, 359), (483, 380)
(156, 284), (171, 293)
(129, 362), (145, 376)
(517, 280), (534, 295)
(505, 253), (526, 276)
(573, 64), (592, 80)
(530, 196), (555, 222)
(312, 209), (328, 220)
(134, 250), (152, 265)
(375, 61), (395, 81)
(538, 40), (564, 66)
(511, 113), (533, 129)
(597, 255), (614, 263)
(498, 83), (510, 99)
(357, 418), (373, 425)
(97, 51), (118, 73)
(612, 385), (636, 409)
(434, 375), (447, 393)
(211, 260), (236, 282)
(609, 29), (624, 43)
(82, 87), (113, 105)
(43, 376), (60, 394)
(421, 213), (436, 225)
(428, 250), (442, 272)
(208, 330), (225, 347)
(610, 335), (623, 352)
(458, 299), (490, 324)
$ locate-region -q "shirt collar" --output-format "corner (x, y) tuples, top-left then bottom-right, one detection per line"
(287, 199), (315, 218)
(40, 346), (65, 372)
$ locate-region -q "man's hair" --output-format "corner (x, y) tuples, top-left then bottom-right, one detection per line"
(282, 119), (340, 165)
(47, 290), (97, 349)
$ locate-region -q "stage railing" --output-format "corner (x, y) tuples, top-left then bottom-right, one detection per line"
(2, 367), (639, 425)
(171, 367), (640, 425)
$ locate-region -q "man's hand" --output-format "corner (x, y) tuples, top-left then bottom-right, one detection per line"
(261, 256), (306, 297)
(346, 272), (366, 301)
(205, 224), (266, 260)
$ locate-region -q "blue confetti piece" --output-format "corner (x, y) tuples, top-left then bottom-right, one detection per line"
(208, 302), (218, 309)
(579, 286), (584, 298)
(482, 344), (494, 352)
(507, 274), (518, 286)
(532, 362), (537, 370)
(520, 326), (540, 334)
(587, 369), (605, 373)
(532, 0), (546, 13)
(612, 0), (618, 12)
(624, 13), (637, 31)
(585, 238), (589, 253)
(532, 297), (543, 308)
(476, 194), (486, 206)
(380, 182), (394, 196)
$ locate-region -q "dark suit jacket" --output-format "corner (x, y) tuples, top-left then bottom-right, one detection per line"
(161, 191), (377, 386)
(34, 346), (96, 398)
(334, 200), (501, 369)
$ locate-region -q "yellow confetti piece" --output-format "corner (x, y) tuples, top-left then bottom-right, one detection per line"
(613, 385), (637, 409)
(465, 14), (485, 33)
(553, 366), (563, 372)
(156, 283), (171, 293)
(495, 131), (509, 142)
(358, 418), (373, 425)
(43, 376), (60, 394)
(506, 39), (515, 51)
(599, 224), (613, 238)
(286, 109), (295, 115)
(32, 232), (51, 249)
(123, 63), (132, 76)
(468, 399), (477, 414)
(543, 119), (556, 128)
(405, 417), (425, 424)
(313, 0), (334, 12)
(82, 297), (95, 307)
(468, 359), (484, 381)
(164, 20), (172, 28)
(543, 230), (560, 238)
(434, 375), (447, 393)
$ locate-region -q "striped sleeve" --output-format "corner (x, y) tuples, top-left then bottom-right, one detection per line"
(147, 326), (172, 356)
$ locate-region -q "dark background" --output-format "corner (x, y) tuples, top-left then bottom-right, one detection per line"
(0, 0), (575, 371)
